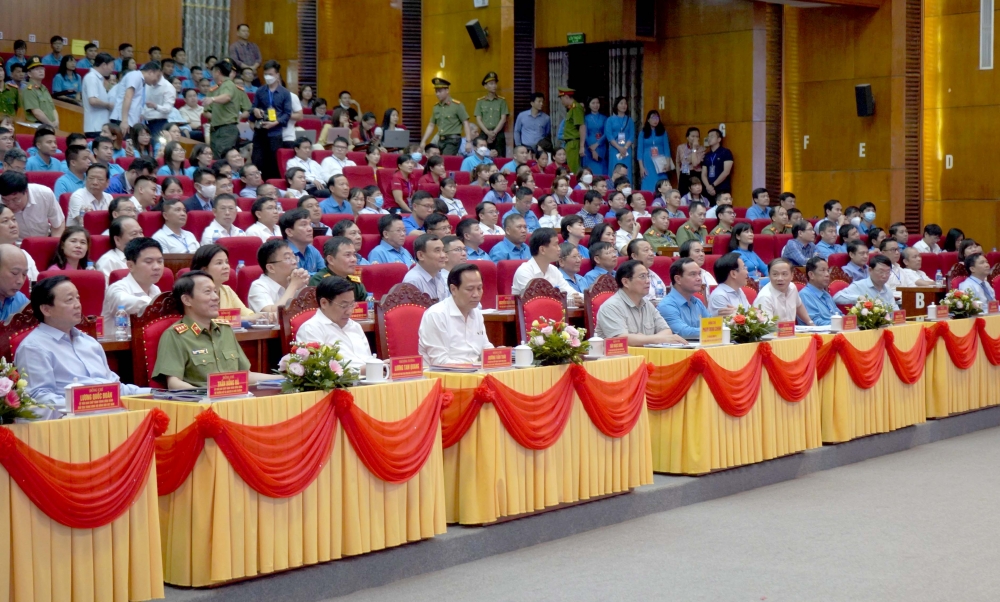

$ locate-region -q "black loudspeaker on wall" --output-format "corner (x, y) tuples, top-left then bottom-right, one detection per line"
(855, 84), (875, 117)
(466, 19), (489, 50)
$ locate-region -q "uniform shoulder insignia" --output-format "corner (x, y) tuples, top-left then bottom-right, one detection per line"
(173, 323), (188, 334)
(348, 274), (361, 283)
(190, 322), (202, 336)
(496, 95), (506, 100)
(452, 99), (462, 104)
(211, 318), (233, 327)
(477, 96), (485, 101)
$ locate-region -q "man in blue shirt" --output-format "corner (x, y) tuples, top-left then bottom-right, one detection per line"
(368, 214), (415, 266)
(814, 221), (845, 260)
(658, 257), (710, 339)
(502, 187), (541, 234)
(833, 255), (898, 310)
(781, 221), (816, 267)
(0, 244), (29, 321)
(249, 60), (294, 181)
(280, 209), (325, 273)
(53, 146), (91, 198)
(460, 136), (495, 173)
(4, 41), (27, 78)
(513, 93), (551, 148)
(842, 241), (870, 282)
(958, 253), (996, 305)
(581, 242), (617, 290)
(457, 218), (490, 261)
(402, 192), (436, 234)
(744, 188), (771, 221)
(76, 43), (99, 70)
(856, 202), (877, 235)
(23, 128), (65, 173)
(799, 257), (841, 326)
(171, 47), (193, 82)
(41, 36), (64, 66)
(889, 222), (909, 251)
(576, 190), (604, 229)
(319, 174), (352, 214)
(488, 213), (531, 262)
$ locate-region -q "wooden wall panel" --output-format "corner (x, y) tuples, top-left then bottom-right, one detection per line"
(534, 0), (631, 48)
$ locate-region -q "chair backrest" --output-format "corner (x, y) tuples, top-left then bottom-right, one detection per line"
(950, 275), (967, 289)
(356, 214), (382, 234)
(158, 175), (195, 196)
(0, 311), (40, 362)
(360, 263), (409, 301)
(130, 292), (183, 387)
(480, 235), (506, 253)
(137, 211), (166, 237)
(343, 166), (378, 189)
(827, 253), (850, 268)
(711, 233), (731, 255)
(584, 274), (618, 336)
(828, 280), (849, 298)
(278, 286), (319, 355)
(217, 236), (263, 267)
(83, 211), (111, 236)
(469, 260), (498, 309)
(947, 261), (968, 282)
(375, 283), (434, 359)
(184, 210), (215, 241)
(234, 212), (254, 231)
(36, 270), (106, 318)
(320, 214), (356, 231)
(496, 260), (526, 295)
(26, 171), (62, 190)
(236, 265), (265, 305)
(21, 237), (60, 270)
(516, 278), (569, 343)
(742, 286), (758, 304)
(649, 256), (673, 282)
(455, 185), (487, 216)
(829, 265), (851, 284)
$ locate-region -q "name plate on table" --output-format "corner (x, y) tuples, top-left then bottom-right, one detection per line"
(482, 347), (512, 369)
(605, 336), (628, 356)
(700, 316), (723, 346)
(705, 235), (716, 251)
(842, 315), (858, 330)
(390, 356), (423, 380)
(497, 295), (516, 312)
(95, 316), (104, 339)
(208, 371), (249, 399)
(991, 301), (999, 314)
(776, 321), (795, 338)
(893, 310), (907, 325)
(938, 305), (949, 319)
(217, 308), (241, 328)
(68, 382), (121, 415)
(350, 302), (368, 321)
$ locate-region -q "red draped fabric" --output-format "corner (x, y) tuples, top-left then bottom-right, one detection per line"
(0, 409), (169, 529)
(479, 371), (577, 450)
(440, 388), (481, 449)
(816, 334), (886, 388)
(645, 355), (701, 411)
(883, 329), (928, 385)
(976, 319), (1000, 365)
(925, 319), (980, 370)
(570, 363), (650, 438)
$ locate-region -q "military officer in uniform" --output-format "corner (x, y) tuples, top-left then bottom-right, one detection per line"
(21, 58), (59, 128)
(559, 87), (586, 173)
(308, 236), (369, 301)
(474, 72), (509, 158)
(420, 77), (471, 156)
(153, 270), (275, 389)
(0, 64), (22, 118)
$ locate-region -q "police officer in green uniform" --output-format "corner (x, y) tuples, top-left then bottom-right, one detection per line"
(0, 65), (22, 118)
(558, 87), (586, 173)
(153, 270), (274, 388)
(203, 60), (241, 159)
(474, 71), (509, 158)
(307, 236), (368, 301)
(21, 58), (59, 128)
(420, 77), (471, 156)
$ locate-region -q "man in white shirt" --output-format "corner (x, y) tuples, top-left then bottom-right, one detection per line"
(286, 137), (327, 192)
(282, 90), (304, 145)
(81, 53), (116, 137)
(899, 247), (935, 288)
(958, 253), (996, 305)
(141, 69), (177, 138)
(95, 217), (144, 278)
(0, 171), (66, 240)
(113, 62), (162, 135)
(912, 223), (943, 254)
(102, 238), (163, 327)
(708, 252), (749, 317)
(239, 164), (264, 198)
(130, 175), (159, 213)
(200, 194), (247, 245)
(248, 239), (310, 313)
(319, 136), (356, 182)
(245, 196), (282, 242)
(511, 228), (583, 305)
(752, 258), (813, 324)
(67, 164), (114, 227)
(402, 233), (449, 300)
(418, 264), (494, 366)
(295, 276), (375, 372)
(152, 198), (200, 253)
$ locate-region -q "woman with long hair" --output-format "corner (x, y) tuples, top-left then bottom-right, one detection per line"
(128, 124), (155, 158)
(582, 97), (607, 176)
(943, 228), (965, 253)
(52, 55), (81, 102)
(381, 108), (405, 151)
(185, 143), (214, 177)
(603, 96), (634, 182)
(637, 109), (670, 192)
(299, 85), (315, 109)
(191, 244), (272, 321)
(158, 141), (187, 176)
(728, 222), (768, 281)
(48, 227), (91, 271)
(102, 123), (126, 159)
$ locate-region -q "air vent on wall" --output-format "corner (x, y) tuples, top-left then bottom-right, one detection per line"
(981, 0), (994, 69)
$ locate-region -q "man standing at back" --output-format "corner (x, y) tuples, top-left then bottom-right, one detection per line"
(419, 78), (471, 156)
(250, 60), (291, 181)
(203, 61), (240, 158)
(701, 128), (733, 204)
(474, 72), (509, 158)
(513, 93), (551, 149)
(229, 24), (262, 74)
(115, 63), (162, 136)
(559, 88), (586, 173)
(82, 53), (116, 139)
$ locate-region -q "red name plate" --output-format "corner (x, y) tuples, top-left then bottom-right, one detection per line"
(95, 316), (104, 339)
(208, 371), (249, 399)
(390, 356), (424, 380)
(990, 301), (999, 314)
(705, 235), (716, 249)
(351, 302), (368, 321)
(218, 308), (241, 328)
(937, 305), (949, 319)
(70, 382), (121, 414)
(842, 315), (858, 330)
(482, 347), (512, 369)
(605, 336), (628, 356)
(776, 321), (795, 338)
(893, 310), (906, 325)
(497, 295), (516, 311)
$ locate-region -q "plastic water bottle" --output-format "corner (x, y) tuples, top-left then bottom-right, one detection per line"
(114, 305), (130, 341)
(212, 231), (222, 244)
(935, 269), (944, 287)
(366, 292), (375, 319)
(85, 261), (94, 270)
(236, 260), (245, 276)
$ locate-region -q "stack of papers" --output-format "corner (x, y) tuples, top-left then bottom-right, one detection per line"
(429, 364), (481, 373)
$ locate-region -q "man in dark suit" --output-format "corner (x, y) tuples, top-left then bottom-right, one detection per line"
(183, 167), (216, 212)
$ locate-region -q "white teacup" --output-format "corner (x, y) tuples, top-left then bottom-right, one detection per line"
(366, 358), (390, 382)
(588, 337), (605, 356)
(514, 344), (534, 367)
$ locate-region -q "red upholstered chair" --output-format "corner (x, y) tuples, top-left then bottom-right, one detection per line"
(480, 235), (506, 254)
(402, 236), (416, 257)
(346, 151), (366, 164)
(456, 185), (487, 215)
(379, 153), (399, 168)
(313, 150), (332, 163)
(712, 234), (732, 256)
(115, 157), (134, 170)
(356, 214), (382, 235)
(278, 198), (298, 212)
(375, 283), (434, 359)
(36, 270), (106, 318)
(217, 237), (262, 267)
(468, 260), (498, 309)
(58, 193), (72, 220)
(360, 234), (380, 257)
(829, 279), (849, 301)
(130, 292), (183, 387)
(109, 269), (130, 285)
(742, 286), (758, 304)
(516, 278), (569, 343)
(89, 235), (112, 261)
(184, 211), (215, 242)
(947, 262), (968, 284)
(320, 214), (355, 231)
(702, 254), (721, 276)
(442, 155), (464, 171)
(26, 171), (62, 190)
(82, 211), (111, 236)
(278, 286), (319, 355)
(794, 281), (806, 291)
(0, 311), (40, 361)
(753, 235), (777, 263)
(236, 265), (264, 306)
(583, 273), (618, 336)
(266, 178), (288, 191)
(534, 173), (555, 189)
(233, 212), (254, 231)
(733, 207), (748, 218)
(774, 234), (793, 258)
(829, 265), (852, 284)
(137, 211), (165, 236)
(648, 256), (673, 283)
(558, 203), (584, 217)
(751, 219), (770, 233)
(938, 252), (959, 274)
(21, 237), (60, 272)
(311, 235), (330, 253)
(360, 263), (408, 301)
(343, 166), (378, 189)
(496, 260), (525, 295)
(950, 276), (967, 289)
(826, 253), (850, 268)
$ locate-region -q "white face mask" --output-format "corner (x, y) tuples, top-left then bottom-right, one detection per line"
(850, 216), (861, 227)
(621, 187), (632, 196)
(198, 184), (216, 199)
(476, 146), (490, 157)
(581, 174), (594, 185)
(263, 74), (277, 85)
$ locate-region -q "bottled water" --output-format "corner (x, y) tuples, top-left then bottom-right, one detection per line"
(366, 293), (375, 319)
(935, 270), (944, 287)
(212, 231), (222, 243)
(114, 305), (130, 341)
(236, 260), (245, 276)
(85, 261), (95, 270)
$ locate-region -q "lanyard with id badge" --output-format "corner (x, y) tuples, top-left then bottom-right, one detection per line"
(266, 88), (277, 122)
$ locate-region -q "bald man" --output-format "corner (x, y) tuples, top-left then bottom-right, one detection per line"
(0, 244), (29, 321)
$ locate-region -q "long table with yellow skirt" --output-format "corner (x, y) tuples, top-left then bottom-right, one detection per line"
(0, 410), (164, 602)
(430, 355), (653, 525)
(633, 336), (823, 475)
(125, 380), (446, 587)
(816, 322), (927, 443)
(923, 315), (1000, 418)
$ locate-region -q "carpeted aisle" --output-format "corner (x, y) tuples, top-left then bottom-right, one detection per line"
(330, 427), (1000, 601)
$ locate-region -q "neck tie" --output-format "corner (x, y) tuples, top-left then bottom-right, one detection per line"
(981, 280), (993, 302)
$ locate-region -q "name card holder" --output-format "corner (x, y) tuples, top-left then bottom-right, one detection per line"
(700, 316), (723, 346)
(776, 321), (795, 338)
(208, 371), (250, 400)
(605, 336), (628, 356)
(66, 382), (122, 415)
(390, 356), (424, 380)
(892, 310), (906, 325)
(482, 347), (512, 369)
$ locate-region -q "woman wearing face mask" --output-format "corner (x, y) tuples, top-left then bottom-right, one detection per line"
(637, 110), (670, 192)
(575, 168), (594, 191)
(582, 97), (607, 176)
(604, 96), (634, 183)
(359, 185), (388, 215)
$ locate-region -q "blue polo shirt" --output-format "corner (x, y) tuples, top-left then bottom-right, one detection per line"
(24, 154), (66, 173)
(319, 197), (351, 214)
(657, 288), (710, 340)
(0, 293), (29, 322)
(368, 241), (414, 266)
(460, 154), (493, 172)
(488, 238), (530, 262)
(288, 240), (324, 273)
(53, 171), (86, 198)
(502, 207), (541, 233)
(799, 284), (841, 326)
(745, 205), (770, 220)
(815, 241), (846, 260)
(402, 215), (425, 235)
(582, 266), (615, 290)
(561, 269), (585, 294)
(466, 246), (490, 261)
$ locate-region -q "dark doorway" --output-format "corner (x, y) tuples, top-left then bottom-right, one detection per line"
(566, 43), (610, 110)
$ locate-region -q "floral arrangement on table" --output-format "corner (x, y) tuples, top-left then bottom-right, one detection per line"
(848, 295), (892, 330)
(527, 317), (590, 366)
(723, 305), (777, 344)
(276, 341), (360, 393)
(0, 359), (38, 424)
(941, 288), (983, 319)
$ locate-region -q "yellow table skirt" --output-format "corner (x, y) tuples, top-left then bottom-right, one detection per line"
(431, 356), (653, 525)
(0, 410), (163, 602)
(125, 380), (446, 587)
(817, 323), (927, 443)
(924, 315), (1000, 418)
(633, 337), (822, 475)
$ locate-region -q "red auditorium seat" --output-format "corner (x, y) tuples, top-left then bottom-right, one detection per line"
(456, 185), (488, 215)
(279, 288), (319, 355)
(158, 175), (195, 196)
(36, 270), (105, 318)
(90, 235), (112, 261)
(234, 213), (254, 231)
(347, 152), (366, 164)
(469, 260), (498, 309)
(375, 283), (434, 358)
(650, 256), (673, 282)
(827, 253), (850, 269)
(356, 214), (382, 235)
(751, 219), (771, 233)
(712, 234), (732, 256)
(754, 234), (777, 262)
(360, 234), (380, 257)
(109, 268), (175, 292)
(137, 212), (166, 237)
(360, 263), (408, 301)
(184, 211), (215, 242)
(480, 235), (505, 253)
(442, 156), (464, 171)
(84, 212), (111, 236)
(276, 149), (295, 177)
(312, 235), (329, 253)
(320, 214), (356, 231)
(27, 172), (62, 190)
(379, 153), (399, 168)
(21, 237), (60, 269)
(216, 237), (262, 267)
(236, 265), (264, 305)
(130, 292), (183, 387)
(496, 260), (525, 295)
(343, 166), (378, 189)
(313, 150), (332, 163)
